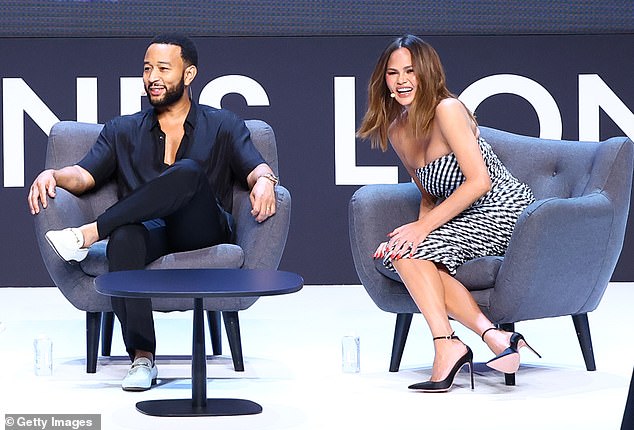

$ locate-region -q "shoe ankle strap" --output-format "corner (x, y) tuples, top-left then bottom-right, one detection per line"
(481, 327), (499, 342)
(433, 331), (457, 341)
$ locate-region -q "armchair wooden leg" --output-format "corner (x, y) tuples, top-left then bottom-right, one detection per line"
(207, 311), (222, 355)
(101, 311), (114, 357)
(222, 311), (244, 372)
(499, 322), (516, 386)
(572, 313), (596, 371)
(86, 312), (101, 374)
(621, 367), (634, 430)
(389, 313), (413, 372)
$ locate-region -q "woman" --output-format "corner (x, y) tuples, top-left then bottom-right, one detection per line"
(357, 34), (539, 392)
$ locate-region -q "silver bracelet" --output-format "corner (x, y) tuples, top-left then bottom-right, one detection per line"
(259, 172), (279, 185)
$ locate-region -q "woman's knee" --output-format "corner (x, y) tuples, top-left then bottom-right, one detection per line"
(393, 257), (436, 273)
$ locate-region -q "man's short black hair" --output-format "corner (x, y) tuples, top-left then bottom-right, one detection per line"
(150, 33), (198, 67)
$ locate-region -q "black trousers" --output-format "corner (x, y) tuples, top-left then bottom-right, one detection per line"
(99, 159), (232, 360)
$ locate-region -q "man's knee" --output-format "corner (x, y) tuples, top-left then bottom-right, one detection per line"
(168, 159), (206, 187)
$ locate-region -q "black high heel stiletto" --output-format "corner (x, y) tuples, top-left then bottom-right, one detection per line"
(482, 327), (541, 373)
(408, 332), (475, 393)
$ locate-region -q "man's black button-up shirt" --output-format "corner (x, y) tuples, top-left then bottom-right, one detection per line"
(78, 101), (265, 212)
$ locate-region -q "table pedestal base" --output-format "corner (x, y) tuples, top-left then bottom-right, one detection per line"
(94, 269), (304, 418)
(136, 398), (262, 417)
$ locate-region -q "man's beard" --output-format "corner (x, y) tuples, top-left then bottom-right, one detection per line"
(147, 77), (186, 108)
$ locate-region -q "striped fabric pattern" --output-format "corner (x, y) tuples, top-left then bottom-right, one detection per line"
(383, 137), (534, 275)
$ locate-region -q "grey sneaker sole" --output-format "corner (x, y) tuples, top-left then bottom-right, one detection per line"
(121, 377), (158, 392)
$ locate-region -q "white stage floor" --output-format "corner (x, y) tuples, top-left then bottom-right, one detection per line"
(1, 283), (632, 429)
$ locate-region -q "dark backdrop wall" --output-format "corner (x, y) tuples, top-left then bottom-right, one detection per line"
(0, 1), (632, 37)
(0, 2), (633, 286)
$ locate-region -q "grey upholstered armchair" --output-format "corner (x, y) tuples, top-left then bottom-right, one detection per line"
(34, 120), (291, 373)
(349, 126), (633, 385)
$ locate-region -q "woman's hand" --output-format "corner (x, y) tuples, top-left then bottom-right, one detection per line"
(373, 221), (430, 260)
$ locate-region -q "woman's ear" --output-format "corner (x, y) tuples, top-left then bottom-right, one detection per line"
(184, 64), (197, 86)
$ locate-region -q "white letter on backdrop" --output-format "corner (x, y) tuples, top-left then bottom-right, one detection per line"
(579, 74), (634, 142)
(459, 74), (562, 140)
(120, 77), (144, 115)
(334, 76), (398, 185)
(76, 77), (98, 124)
(3, 78), (59, 187)
(199, 75), (270, 109)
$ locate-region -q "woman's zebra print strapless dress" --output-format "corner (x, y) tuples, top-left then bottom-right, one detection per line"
(382, 136), (535, 275)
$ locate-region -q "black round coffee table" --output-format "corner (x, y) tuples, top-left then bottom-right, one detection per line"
(95, 268), (303, 417)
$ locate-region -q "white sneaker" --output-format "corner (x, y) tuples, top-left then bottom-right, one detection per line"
(121, 357), (158, 391)
(45, 228), (88, 262)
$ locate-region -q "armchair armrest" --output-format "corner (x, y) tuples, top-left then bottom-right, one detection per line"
(490, 192), (614, 322)
(34, 187), (93, 233)
(349, 183), (421, 313)
(32, 188), (105, 310)
(232, 185), (291, 270)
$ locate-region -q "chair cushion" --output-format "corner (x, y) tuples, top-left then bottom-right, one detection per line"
(374, 256), (502, 292)
(454, 257), (503, 291)
(80, 240), (244, 277)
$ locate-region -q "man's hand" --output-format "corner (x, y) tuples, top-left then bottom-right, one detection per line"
(28, 169), (57, 215)
(250, 175), (277, 223)
(27, 165), (95, 215)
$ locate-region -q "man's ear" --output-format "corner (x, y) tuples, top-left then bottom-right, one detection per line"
(184, 64), (197, 86)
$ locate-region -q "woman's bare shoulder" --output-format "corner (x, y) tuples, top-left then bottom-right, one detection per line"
(435, 98), (477, 135)
(435, 97), (466, 116)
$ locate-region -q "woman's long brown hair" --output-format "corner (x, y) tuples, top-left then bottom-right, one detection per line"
(357, 34), (473, 151)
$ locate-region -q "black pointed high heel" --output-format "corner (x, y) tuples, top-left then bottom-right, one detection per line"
(482, 327), (541, 373)
(408, 332), (474, 393)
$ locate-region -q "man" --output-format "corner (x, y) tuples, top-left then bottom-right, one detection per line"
(28, 34), (279, 391)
